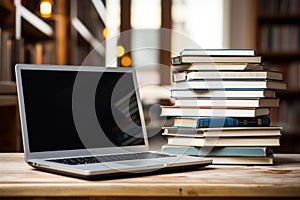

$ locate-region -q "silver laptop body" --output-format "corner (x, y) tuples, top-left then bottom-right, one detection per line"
(16, 64), (211, 179)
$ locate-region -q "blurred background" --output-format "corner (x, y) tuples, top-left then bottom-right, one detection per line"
(0, 0), (299, 152)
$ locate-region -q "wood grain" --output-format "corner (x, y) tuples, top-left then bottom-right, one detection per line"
(0, 153), (300, 199)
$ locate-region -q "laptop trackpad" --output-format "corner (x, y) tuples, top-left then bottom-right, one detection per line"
(115, 160), (167, 168)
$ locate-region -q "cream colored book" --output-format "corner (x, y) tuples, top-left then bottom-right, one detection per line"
(170, 90), (276, 98)
(160, 106), (270, 117)
(186, 71), (283, 81)
(179, 48), (256, 56)
(173, 80), (287, 90)
(209, 156), (273, 165)
(171, 56), (262, 65)
(163, 126), (282, 137)
(172, 63), (263, 71)
(174, 98), (280, 108)
(166, 136), (280, 147)
(173, 71), (283, 82)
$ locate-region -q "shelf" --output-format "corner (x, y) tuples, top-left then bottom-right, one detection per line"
(22, 19), (55, 43)
(276, 90), (300, 98)
(0, 1), (15, 30)
(0, 95), (17, 107)
(256, 0), (300, 153)
(259, 52), (300, 57)
(0, 81), (16, 94)
(258, 14), (300, 24)
(272, 132), (300, 153)
(0, 2), (54, 42)
(258, 52), (300, 63)
(0, 105), (21, 152)
(281, 130), (300, 135)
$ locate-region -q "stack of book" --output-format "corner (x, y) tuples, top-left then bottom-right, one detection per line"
(161, 48), (287, 165)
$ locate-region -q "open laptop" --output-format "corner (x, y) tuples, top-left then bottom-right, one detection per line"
(16, 64), (212, 179)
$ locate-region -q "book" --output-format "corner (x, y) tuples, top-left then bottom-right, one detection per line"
(208, 156), (274, 165)
(172, 72), (187, 82)
(162, 146), (272, 157)
(172, 80), (287, 90)
(162, 126), (282, 137)
(171, 56), (262, 65)
(1, 30), (13, 81)
(172, 63), (264, 71)
(170, 90), (276, 98)
(171, 116), (271, 128)
(160, 106), (270, 117)
(174, 98), (280, 108)
(172, 71), (283, 82)
(180, 48), (256, 56)
(166, 136), (280, 147)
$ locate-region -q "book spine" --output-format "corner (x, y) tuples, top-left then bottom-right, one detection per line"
(162, 146), (269, 157)
(171, 56), (182, 65)
(181, 116), (271, 128)
(184, 71), (282, 81)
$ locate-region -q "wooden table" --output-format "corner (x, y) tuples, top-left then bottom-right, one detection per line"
(0, 153), (300, 199)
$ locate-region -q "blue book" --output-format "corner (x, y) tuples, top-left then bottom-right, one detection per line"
(162, 146), (272, 157)
(173, 116), (270, 128)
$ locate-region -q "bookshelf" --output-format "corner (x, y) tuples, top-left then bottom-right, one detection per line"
(0, 0), (57, 152)
(256, 0), (300, 153)
(0, 82), (21, 152)
(0, 1), (20, 151)
(0, 0), (109, 151)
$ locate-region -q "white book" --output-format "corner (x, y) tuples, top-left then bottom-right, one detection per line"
(173, 72), (187, 82)
(184, 71), (283, 81)
(170, 90), (276, 98)
(163, 126), (282, 137)
(180, 48), (256, 56)
(172, 71), (284, 82)
(172, 63), (263, 71)
(166, 136), (280, 147)
(209, 156), (273, 165)
(160, 106), (270, 117)
(173, 80), (287, 90)
(174, 98), (280, 107)
(171, 56), (262, 65)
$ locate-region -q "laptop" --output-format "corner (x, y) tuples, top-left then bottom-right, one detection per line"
(16, 64), (212, 179)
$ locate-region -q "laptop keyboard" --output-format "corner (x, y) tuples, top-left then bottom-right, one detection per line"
(47, 152), (176, 165)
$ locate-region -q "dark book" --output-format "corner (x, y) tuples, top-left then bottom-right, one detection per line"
(171, 116), (271, 128)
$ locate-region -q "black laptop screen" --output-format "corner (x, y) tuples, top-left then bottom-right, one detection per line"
(21, 69), (145, 152)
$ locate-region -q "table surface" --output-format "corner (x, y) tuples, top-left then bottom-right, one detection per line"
(0, 153), (300, 198)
